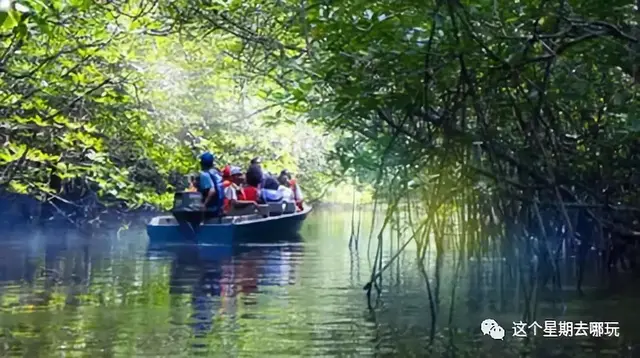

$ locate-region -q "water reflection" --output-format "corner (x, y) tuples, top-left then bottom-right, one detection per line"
(146, 237), (304, 346)
(1, 211), (640, 357)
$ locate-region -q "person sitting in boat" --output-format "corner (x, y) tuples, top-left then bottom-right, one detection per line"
(223, 166), (259, 214)
(280, 169), (304, 211)
(243, 157), (262, 201)
(197, 151), (225, 218)
(246, 157), (263, 188)
(277, 172), (295, 202)
(186, 174), (197, 192)
(242, 182), (259, 203)
(221, 164), (232, 188)
(257, 174), (284, 204)
(247, 156), (275, 188)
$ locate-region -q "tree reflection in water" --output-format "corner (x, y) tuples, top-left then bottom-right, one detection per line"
(147, 234), (303, 342)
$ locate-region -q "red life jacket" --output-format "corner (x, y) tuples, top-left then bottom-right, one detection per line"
(221, 165), (231, 183)
(243, 186), (259, 202)
(223, 197), (231, 213)
(236, 186), (246, 201)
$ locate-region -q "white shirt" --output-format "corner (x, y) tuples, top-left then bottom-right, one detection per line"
(224, 185), (238, 201)
(277, 185), (295, 202)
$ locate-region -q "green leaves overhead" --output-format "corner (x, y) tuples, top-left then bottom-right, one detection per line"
(1, 0), (637, 219)
(154, 0), (640, 236)
(0, 0), (335, 212)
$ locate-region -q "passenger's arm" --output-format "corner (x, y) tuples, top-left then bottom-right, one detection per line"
(202, 188), (216, 209)
(233, 199), (259, 207)
(200, 173), (215, 210)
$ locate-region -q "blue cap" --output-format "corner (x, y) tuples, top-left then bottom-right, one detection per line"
(200, 152), (215, 166)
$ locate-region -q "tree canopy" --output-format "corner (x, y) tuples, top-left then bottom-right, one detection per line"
(166, 0), (640, 236)
(0, 0), (337, 215)
(0, 0), (638, 240)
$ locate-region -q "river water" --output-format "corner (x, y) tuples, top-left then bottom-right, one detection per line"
(0, 208), (639, 357)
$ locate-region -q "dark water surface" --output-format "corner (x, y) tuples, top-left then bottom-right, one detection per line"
(1, 209), (639, 357)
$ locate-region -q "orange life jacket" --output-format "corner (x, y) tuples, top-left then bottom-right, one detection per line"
(224, 183), (249, 213)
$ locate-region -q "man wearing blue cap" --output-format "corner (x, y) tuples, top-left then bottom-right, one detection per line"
(197, 151), (225, 218)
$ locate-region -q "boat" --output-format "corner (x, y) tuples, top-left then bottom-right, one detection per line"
(146, 191), (312, 244)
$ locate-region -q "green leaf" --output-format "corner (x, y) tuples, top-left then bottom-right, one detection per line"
(0, 11), (18, 31)
(33, 16), (50, 35)
(69, 0), (90, 10)
(14, 22), (26, 38)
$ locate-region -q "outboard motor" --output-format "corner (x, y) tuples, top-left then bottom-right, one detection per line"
(171, 191), (204, 226)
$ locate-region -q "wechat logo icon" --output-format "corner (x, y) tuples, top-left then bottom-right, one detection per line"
(481, 319), (505, 340)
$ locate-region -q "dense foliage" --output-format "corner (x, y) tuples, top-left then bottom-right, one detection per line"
(0, 0), (337, 216)
(147, 0), (640, 310)
(167, 2), (639, 235)
(0, 0), (639, 352)
(1, 0), (639, 265)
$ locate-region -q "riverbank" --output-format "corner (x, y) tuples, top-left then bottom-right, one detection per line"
(0, 192), (159, 231)
(0, 183), (375, 230)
